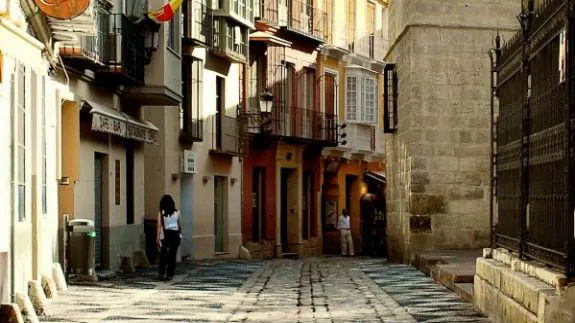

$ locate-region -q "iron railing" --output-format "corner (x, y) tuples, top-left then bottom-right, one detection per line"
(284, 0), (327, 41)
(183, 0), (213, 46)
(349, 31), (388, 61)
(245, 105), (337, 146)
(493, 0), (575, 275)
(59, 9), (109, 64)
(102, 14), (146, 84)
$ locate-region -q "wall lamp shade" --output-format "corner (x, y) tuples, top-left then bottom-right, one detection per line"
(259, 90), (274, 113)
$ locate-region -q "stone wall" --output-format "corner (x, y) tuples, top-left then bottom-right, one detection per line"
(475, 248), (575, 323)
(385, 0), (521, 262)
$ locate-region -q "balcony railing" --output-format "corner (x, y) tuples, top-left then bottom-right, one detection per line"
(59, 9), (109, 65)
(183, 0), (213, 46)
(282, 0), (327, 41)
(100, 14), (146, 84)
(212, 115), (239, 154)
(349, 31), (389, 61)
(325, 19), (348, 50)
(246, 105), (337, 146)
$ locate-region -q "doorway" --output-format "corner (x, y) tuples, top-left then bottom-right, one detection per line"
(214, 176), (226, 253)
(280, 168), (297, 254)
(252, 167), (266, 242)
(94, 153), (104, 268)
(280, 169), (289, 253)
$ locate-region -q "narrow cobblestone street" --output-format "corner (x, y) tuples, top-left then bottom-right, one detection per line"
(43, 258), (488, 322)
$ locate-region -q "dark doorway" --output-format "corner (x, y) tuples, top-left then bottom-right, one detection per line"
(252, 167), (266, 242)
(281, 169), (289, 253)
(94, 153), (104, 268)
(345, 175), (357, 211)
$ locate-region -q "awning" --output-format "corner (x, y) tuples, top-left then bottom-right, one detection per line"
(82, 100), (159, 145)
(364, 171), (386, 184)
(249, 31), (292, 47)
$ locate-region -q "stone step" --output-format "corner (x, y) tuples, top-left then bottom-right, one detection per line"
(430, 262), (476, 291)
(454, 283), (474, 302)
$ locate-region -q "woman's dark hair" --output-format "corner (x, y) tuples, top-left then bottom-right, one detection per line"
(159, 194), (177, 216)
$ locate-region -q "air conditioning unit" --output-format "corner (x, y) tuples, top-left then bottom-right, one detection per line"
(181, 150), (197, 174)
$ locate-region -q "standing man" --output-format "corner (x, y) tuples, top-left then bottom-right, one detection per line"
(337, 209), (354, 256)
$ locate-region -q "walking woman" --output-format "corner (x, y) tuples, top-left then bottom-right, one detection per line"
(156, 194), (182, 280)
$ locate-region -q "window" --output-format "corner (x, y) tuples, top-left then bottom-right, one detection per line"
(384, 64), (398, 132)
(167, 11), (180, 52)
(13, 65), (27, 222)
(115, 159), (121, 205)
(345, 69), (377, 124)
(181, 58), (203, 140)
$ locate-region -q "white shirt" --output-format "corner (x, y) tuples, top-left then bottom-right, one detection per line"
(162, 211), (180, 231)
(337, 215), (351, 229)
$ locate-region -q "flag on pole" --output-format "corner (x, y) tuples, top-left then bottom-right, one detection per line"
(148, 0), (184, 22)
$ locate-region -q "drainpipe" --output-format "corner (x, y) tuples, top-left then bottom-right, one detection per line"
(19, 0), (55, 61)
(10, 77), (15, 300)
(488, 49), (495, 250)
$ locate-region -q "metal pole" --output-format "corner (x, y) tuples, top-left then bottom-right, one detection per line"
(488, 49), (495, 249)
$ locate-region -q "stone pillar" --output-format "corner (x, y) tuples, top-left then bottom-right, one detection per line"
(384, 0), (522, 262)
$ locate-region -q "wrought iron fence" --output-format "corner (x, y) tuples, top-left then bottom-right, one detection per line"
(493, 0), (575, 275)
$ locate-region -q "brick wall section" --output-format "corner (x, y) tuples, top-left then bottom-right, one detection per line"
(385, 0), (521, 262)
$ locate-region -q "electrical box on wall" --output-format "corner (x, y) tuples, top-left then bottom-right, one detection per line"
(181, 150), (197, 174)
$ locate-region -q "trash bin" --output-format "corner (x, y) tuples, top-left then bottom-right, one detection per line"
(68, 219), (96, 276)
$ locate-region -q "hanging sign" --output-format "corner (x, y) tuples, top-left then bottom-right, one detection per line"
(34, 0), (90, 20)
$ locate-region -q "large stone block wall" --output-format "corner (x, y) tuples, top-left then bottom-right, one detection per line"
(385, 0), (520, 262)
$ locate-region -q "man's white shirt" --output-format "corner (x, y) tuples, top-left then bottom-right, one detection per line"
(337, 215), (351, 229)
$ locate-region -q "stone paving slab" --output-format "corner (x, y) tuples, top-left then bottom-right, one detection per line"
(40, 258), (489, 323)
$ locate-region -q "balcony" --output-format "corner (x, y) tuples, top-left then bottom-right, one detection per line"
(322, 19), (349, 57)
(246, 105), (337, 146)
(211, 115), (240, 155)
(280, 0), (327, 43)
(348, 31), (389, 62)
(97, 14), (146, 85)
(213, 0), (255, 29)
(183, 0), (213, 46)
(212, 19), (248, 62)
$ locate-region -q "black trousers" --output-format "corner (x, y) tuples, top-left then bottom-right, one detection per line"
(159, 230), (180, 277)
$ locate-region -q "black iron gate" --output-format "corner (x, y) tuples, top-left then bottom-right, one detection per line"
(492, 0), (575, 275)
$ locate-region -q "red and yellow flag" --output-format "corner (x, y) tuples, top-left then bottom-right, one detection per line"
(148, 0), (183, 22)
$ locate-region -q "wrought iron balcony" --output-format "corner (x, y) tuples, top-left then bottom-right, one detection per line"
(348, 31), (388, 61)
(183, 0), (213, 46)
(245, 105), (337, 146)
(281, 0), (327, 42)
(58, 9), (109, 67)
(98, 14), (146, 85)
(211, 115), (239, 155)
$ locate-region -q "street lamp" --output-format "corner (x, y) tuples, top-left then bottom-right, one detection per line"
(259, 89), (274, 114)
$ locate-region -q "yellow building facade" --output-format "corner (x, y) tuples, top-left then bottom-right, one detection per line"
(319, 0), (389, 254)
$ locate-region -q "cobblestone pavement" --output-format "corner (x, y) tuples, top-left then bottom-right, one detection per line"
(42, 258), (488, 322)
